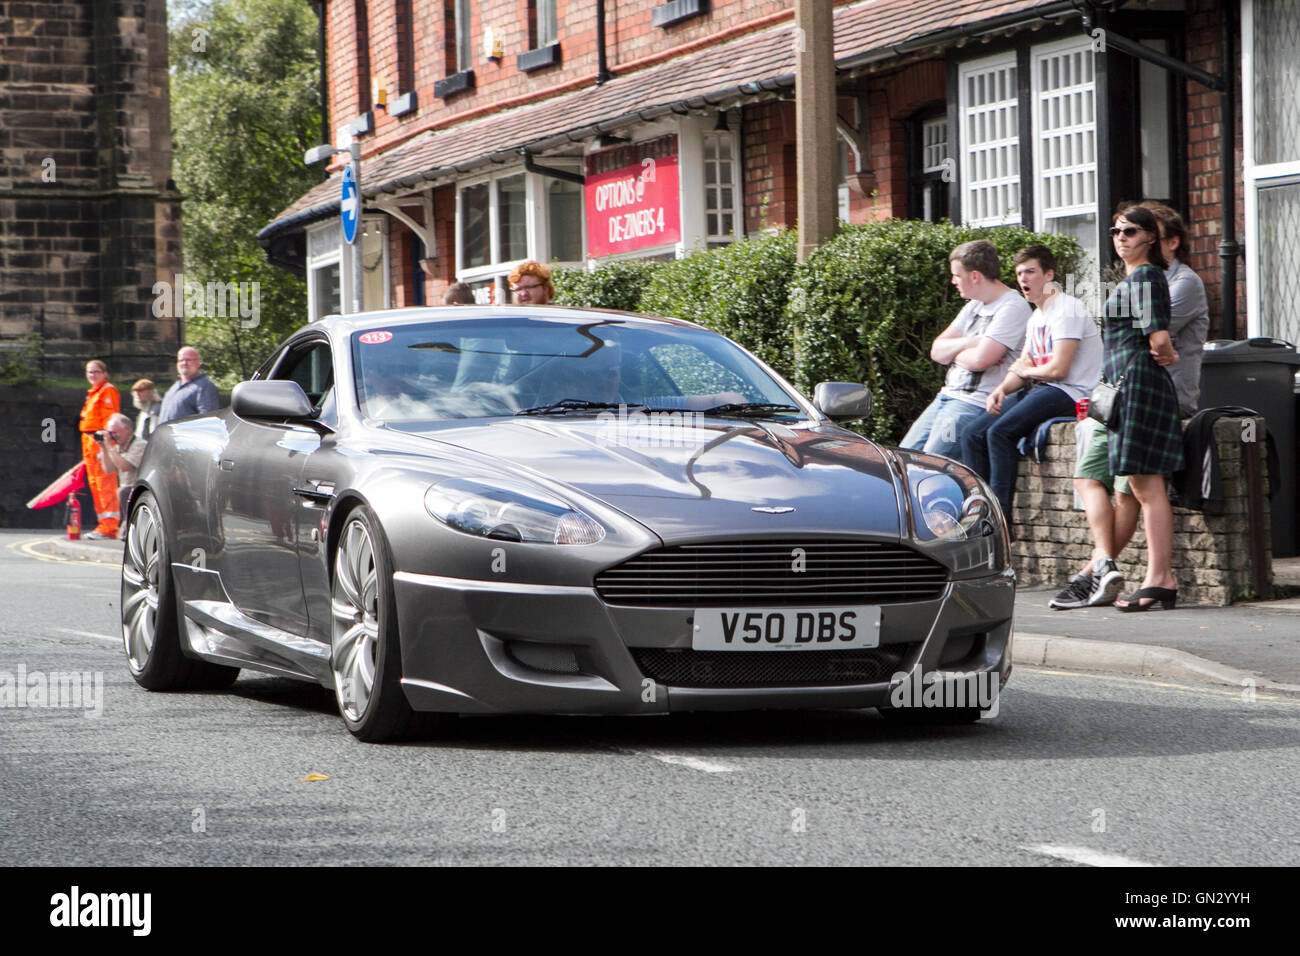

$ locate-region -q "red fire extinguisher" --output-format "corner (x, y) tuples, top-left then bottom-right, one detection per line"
(66, 496), (82, 540)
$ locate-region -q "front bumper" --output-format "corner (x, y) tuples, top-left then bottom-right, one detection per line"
(392, 570), (1015, 715)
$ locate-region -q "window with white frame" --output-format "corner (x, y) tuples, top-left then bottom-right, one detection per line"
(307, 220), (342, 321)
(1244, 0), (1300, 343)
(307, 217), (388, 317)
(922, 116), (949, 176)
(703, 130), (739, 245)
(495, 174), (528, 263)
(457, 168), (585, 300)
(908, 113), (950, 222)
(959, 55), (1020, 226)
(1032, 39), (1099, 273)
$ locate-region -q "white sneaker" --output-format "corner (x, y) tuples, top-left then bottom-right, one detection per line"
(1088, 559), (1124, 606)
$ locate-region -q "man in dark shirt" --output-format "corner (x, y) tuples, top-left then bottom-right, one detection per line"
(160, 346), (219, 423)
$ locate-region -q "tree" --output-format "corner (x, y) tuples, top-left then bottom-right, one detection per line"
(169, 0), (321, 385)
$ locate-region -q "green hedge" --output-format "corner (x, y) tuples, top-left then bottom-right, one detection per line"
(552, 258), (661, 313)
(554, 221), (1082, 444)
(640, 231), (797, 373)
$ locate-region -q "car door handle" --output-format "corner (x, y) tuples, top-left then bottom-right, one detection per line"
(293, 480), (335, 503)
(220, 459), (235, 471)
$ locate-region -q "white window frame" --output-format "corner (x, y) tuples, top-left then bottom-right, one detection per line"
(958, 52), (1021, 227)
(456, 169), (532, 302)
(306, 220), (342, 321)
(1031, 36), (1100, 274)
(702, 125), (742, 245)
(921, 116), (949, 175)
(456, 166), (585, 300)
(1242, 0), (1300, 338)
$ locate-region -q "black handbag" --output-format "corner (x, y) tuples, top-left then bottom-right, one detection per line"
(1088, 353), (1141, 428)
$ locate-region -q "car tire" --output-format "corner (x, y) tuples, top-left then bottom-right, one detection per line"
(331, 506), (430, 742)
(121, 491), (240, 691)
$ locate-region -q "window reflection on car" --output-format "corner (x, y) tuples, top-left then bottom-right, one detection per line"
(352, 317), (804, 423)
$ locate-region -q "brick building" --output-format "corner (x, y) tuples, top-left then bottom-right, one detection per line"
(260, 0), (1296, 349)
(0, 0), (182, 381)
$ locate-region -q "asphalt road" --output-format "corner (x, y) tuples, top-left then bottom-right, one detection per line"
(2, 532), (1297, 866)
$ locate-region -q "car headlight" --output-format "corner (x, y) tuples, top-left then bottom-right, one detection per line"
(423, 477), (605, 545)
(898, 454), (1010, 577)
(910, 468), (997, 542)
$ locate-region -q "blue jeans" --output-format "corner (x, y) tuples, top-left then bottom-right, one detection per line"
(900, 394), (986, 458)
(960, 384), (1076, 518)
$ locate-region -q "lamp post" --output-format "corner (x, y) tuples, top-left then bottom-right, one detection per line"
(304, 141), (364, 315)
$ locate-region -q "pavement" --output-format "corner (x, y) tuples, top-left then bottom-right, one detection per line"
(22, 532), (1300, 696)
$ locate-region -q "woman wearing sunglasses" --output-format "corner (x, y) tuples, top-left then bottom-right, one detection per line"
(1098, 205), (1184, 610)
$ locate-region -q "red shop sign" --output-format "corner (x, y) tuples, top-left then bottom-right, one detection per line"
(585, 154), (681, 258)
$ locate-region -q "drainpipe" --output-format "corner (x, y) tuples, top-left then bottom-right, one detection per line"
(1079, 4), (1239, 338)
(596, 0), (612, 85)
(1218, 0), (1240, 340)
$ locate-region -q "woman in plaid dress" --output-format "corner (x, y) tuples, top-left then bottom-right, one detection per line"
(1105, 205), (1183, 610)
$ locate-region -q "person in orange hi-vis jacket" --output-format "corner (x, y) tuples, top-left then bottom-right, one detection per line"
(79, 359), (121, 539)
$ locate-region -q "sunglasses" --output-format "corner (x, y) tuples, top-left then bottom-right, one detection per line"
(1109, 226), (1143, 237)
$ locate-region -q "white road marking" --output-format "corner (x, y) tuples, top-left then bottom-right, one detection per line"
(1021, 843), (1154, 867)
(51, 627), (119, 644)
(640, 752), (738, 774)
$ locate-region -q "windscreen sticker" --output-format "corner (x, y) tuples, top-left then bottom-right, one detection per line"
(358, 330), (393, 345)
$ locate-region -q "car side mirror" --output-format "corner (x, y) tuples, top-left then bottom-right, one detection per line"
(231, 380), (315, 421)
(814, 381), (873, 423)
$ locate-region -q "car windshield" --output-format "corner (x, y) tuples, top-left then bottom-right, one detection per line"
(351, 315), (805, 423)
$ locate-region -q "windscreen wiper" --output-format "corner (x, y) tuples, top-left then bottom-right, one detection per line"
(514, 399), (645, 416)
(697, 402), (803, 418)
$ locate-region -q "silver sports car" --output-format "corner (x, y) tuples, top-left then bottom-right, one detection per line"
(121, 306), (1014, 741)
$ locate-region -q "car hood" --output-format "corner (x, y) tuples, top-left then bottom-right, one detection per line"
(405, 416), (904, 541)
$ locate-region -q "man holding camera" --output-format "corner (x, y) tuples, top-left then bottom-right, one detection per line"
(96, 413), (147, 522)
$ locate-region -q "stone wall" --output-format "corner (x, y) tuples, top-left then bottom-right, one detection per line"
(1011, 416), (1270, 607)
(0, 384), (96, 530)
(0, 0), (182, 381)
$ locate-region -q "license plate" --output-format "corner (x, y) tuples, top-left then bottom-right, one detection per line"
(692, 607), (881, 651)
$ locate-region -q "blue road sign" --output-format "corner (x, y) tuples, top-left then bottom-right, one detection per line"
(341, 164), (359, 245)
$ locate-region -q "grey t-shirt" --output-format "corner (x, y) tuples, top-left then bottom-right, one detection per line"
(1165, 259), (1209, 416)
(939, 289), (1031, 407)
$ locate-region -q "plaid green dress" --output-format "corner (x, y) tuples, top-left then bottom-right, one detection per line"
(1103, 263), (1184, 476)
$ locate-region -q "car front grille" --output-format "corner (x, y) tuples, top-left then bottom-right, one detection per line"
(595, 540), (948, 607)
(631, 645), (913, 688)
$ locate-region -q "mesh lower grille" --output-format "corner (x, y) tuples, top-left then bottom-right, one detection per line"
(631, 645), (913, 688)
(596, 540), (948, 607)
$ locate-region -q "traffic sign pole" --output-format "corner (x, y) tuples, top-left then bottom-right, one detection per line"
(339, 142), (363, 314)
(350, 142), (363, 314)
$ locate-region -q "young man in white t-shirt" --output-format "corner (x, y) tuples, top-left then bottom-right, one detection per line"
(958, 245), (1101, 524)
(901, 240), (1031, 458)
